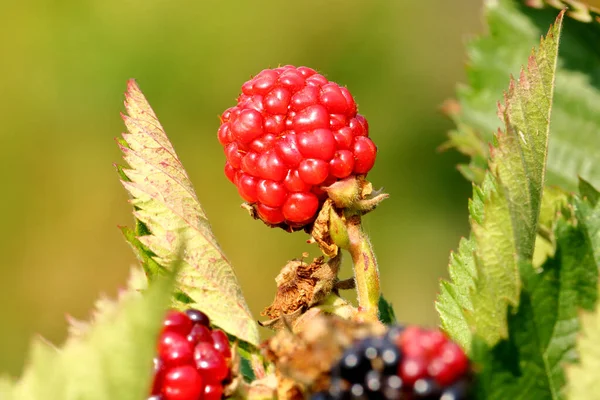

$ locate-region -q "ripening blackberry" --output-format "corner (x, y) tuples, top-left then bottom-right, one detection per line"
(314, 326), (472, 400)
(149, 309), (232, 400)
(217, 65), (377, 229)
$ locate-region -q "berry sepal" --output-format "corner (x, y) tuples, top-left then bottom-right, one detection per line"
(310, 178), (388, 322)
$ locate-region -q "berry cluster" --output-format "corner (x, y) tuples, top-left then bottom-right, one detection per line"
(149, 309), (232, 400)
(314, 326), (471, 400)
(217, 65), (377, 228)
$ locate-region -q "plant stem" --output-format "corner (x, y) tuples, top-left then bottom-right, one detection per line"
(345, 214), (380, 320)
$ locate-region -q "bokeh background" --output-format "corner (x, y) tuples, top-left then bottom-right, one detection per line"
(0, 0), (492, 376)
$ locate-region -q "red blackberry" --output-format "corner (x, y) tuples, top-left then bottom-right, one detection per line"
(315, 326), (472, 400)
(395, 326), (469, 391)
(217, 65), (377, 229)
(149, 309), (233, 400)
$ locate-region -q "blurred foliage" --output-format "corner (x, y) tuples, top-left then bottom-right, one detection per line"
(0, 0), (484, 376)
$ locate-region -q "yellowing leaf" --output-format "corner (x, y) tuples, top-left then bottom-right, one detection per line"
(119, 80), (259, 346)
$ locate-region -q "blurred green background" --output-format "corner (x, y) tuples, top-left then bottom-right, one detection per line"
(0, 0), (488, 376)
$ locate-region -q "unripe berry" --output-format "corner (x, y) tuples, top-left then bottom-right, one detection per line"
(149, 308), (233, 400)
(218, 65), (377, 228)
(162, 365), (203, 400)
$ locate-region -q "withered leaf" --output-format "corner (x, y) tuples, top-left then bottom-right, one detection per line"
(262, 255), (341, 321)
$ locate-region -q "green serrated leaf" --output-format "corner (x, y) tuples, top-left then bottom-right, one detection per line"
(473, 191), (599, 399)
(120, 226), (167, 279)
(118, 80), (259, 346)
(575, 184), (600, 272)
(7, 268), (174, 400)
(436, 236), (476, 350)
(579, 177), (600, 207)
(378, 295), (397, 325)
(444, 0), (600, 190)
(437, 10), (564, 350)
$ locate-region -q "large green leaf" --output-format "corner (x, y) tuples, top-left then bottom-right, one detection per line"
(473, 187), (600, 400)
(436, 11), (563, 350)
(444, 0), (600, 191)
(118, 80), (259, 346)
(0, 268), (174, 400)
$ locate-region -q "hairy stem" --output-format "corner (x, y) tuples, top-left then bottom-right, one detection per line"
(345, 214), (380, 320)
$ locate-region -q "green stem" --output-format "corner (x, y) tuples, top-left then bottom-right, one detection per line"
(345, 214), (380, 320)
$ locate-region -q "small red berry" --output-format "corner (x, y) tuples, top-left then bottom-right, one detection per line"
(194, 342), (229, 383)
(399, 357), (428, 386)
(204, 383), (224, 400)
(283, 169), (311, 193)
(256, 203), (285, 225)
(298, 159), (329, 185)
(352, 136), (377, 174)
(217, 65), (377, 228)
(224, 163), (237, 184)
(333, 127), (354, 150)
(421, 330), (447, 356)
(291, 85), (319, 111)
(282, 192), (319, 224)
(162, 310), (193, 336)
(237, 174), (258, 203)
(150, 358), (165, 395)
(230, 109), (263, 143)
(329, 150), (355, 179)
(293, 104), (330, 132)
(275, 133), (303, 167)
(162, 365), (203, 400)
(240, 152), (259, 176)
(257, 180), (287, 208)
(187, 324), (213, 346)
(297, 129), (336, 160)
(264, 87), (291, 114)
(319, 83), (349, 114)
(431, 342), (469, 385)
(257, 151), (287, 182)
(157, 332), (193, 367)
(211, 330), (232, 360)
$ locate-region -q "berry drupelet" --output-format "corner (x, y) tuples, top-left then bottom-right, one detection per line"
(217, 65), (377, 229)
(315, 326), (471, 400)
(149, 309), (232, 400)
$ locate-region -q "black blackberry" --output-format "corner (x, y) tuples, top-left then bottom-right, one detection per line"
(314, 325), (473, 400)
(319, 335), (401, 400)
